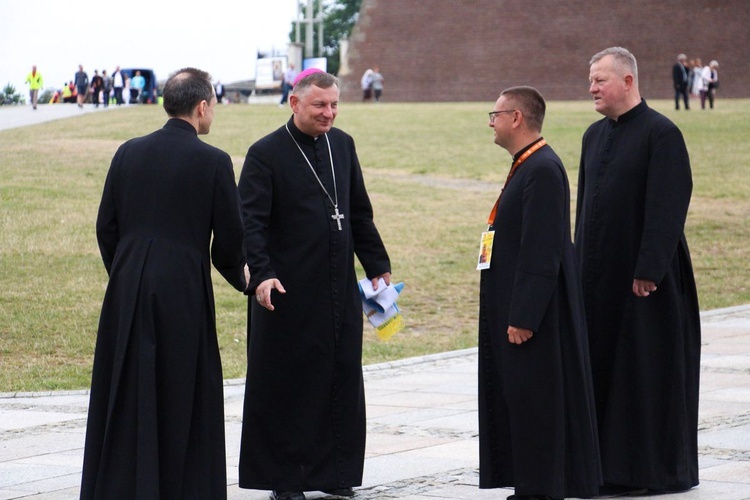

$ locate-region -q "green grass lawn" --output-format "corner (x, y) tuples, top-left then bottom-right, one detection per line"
(1, 99), (748, 392)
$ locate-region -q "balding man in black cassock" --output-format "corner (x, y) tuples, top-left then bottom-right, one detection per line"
(237, 69), (391, 500)
(478, 86), (602, 500)
(576, 47), (701, 496)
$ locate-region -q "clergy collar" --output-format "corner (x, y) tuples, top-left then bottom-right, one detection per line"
(512, 137), (545, 163)
(164, 117), (198, 135)
(286, 116), (318, 145)
(612, 99), (648, 125)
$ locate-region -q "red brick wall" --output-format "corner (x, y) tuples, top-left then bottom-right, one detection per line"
(341, 0), (749, 102)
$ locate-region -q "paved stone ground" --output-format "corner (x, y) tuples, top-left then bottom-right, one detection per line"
(1, 306), (749, 499)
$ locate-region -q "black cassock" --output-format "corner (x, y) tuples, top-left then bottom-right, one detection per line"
(478, 142), (602, 498)
(575, 100), (701, 491)
(81, 119), (247, 499)
(237, 118), (390, 492)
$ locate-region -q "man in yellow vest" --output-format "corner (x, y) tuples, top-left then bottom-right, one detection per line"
(25, 65), (44, 110)
(61, 82), (73, 103)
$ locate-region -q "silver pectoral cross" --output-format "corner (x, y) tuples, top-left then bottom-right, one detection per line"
(331, 207), (345, 231)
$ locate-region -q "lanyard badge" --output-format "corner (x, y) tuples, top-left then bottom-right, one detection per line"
(477, 139), (546, 271)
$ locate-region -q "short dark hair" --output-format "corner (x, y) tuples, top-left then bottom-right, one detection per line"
(293, 71), (339, 96)
(162, 67), (214, 117)
(500, 86), (546, 132)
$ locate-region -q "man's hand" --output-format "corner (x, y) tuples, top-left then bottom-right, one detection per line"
(632, 279), (657, 297)
(255, 278), (286, 311)
(371, 272), (392, 291)
(244, 264), (251, 291)
(507, 326), (533, 345)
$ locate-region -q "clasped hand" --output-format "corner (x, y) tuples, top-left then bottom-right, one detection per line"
(507, 326), (533, 344)
(632, 279), (657, 297)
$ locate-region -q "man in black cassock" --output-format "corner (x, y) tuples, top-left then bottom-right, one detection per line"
(237, 69), (391, 500)
(576, 47), (701, 496)
(478, 86), (601, 500)
(81, 68), (248, 499)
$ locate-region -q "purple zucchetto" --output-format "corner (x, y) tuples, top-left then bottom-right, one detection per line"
(293, 67), (325, 86)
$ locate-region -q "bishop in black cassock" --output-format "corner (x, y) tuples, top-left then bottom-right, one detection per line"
(237, 70), (391, 499)
(576, 48), (701, 494)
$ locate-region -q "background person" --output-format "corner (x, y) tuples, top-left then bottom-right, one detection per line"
(123, 76), (131, 105)
(371, 66), (384, 102)
(576, 46), (700, 496)
(361, 68), (373, 101)
(80, 67), (249, 499)
(478, 86), (601, 500)
(62, 81), (75, 103)
(278, 63), (297, 106)
(74, 64), (88, 107)
(101, 70), (112, 107)
(702, 60), (720, 109)
(112, 66), (124, 105)
(237, 68), (392, 500)
(215, 80), (225, 103)
(90, 70), (103, 107)
(130, 70), (145, 103)
(672, 53), (690, 110)
(690, 58), (703, 99)
(24, 65), (43, 110)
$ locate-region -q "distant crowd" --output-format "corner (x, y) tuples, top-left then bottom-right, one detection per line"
(43, 65), (158, 107)
(672, 54), (720, 110)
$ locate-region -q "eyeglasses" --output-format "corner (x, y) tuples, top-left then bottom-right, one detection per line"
(488, 109), (517, 123)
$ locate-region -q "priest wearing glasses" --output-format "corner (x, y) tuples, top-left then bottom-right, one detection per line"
(477, 86), (602, 500)
(237, 68), (392, 500)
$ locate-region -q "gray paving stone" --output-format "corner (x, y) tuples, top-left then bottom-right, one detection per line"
(0, 463), (79, 489)
(0, 411), (83, 432)
(0, 433), (83, 463)
(701, 424), (750, 452)
(368, 407), (471, 426)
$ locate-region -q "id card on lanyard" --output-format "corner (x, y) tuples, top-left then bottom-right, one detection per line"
(476, 139), (546, 271)
(476, 230), (495, 270)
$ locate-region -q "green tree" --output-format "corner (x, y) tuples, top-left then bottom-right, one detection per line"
(290, 0), (362, 75)
(1, 83), (23, 105)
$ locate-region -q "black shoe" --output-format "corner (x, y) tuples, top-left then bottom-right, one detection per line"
(322, 488), (355, 497)
(270, 491), (306, 500)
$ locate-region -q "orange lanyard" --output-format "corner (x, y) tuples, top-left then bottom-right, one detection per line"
(486, 139), (546, 226)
